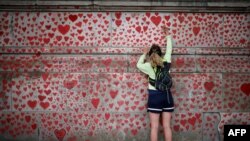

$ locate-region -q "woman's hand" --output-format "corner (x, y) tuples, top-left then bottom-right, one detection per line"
(162, 25), (170, 36)
(143, 47), (149, 55)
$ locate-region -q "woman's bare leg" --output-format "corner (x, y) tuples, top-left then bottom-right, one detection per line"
(162, 112), (172, 141)
(149, 112), (160, 141)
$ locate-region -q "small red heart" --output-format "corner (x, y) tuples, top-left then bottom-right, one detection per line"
(178, 15), (185, 23)
(193, 27), (201, 36)
(115, 19), (122, 27)
(63, 80), (77, 90)
(91, 98), (100, 109)
(115, 12), (122, 19)
(109, 90), (118, 99)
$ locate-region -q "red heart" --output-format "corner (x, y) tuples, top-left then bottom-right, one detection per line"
(40, 102), (49, 109)
(145, 12), (151, 18)
(105, 113), (110, 120)
(25, 115), (31, 122)
(193, 27), (200, 36)
(173, 125), (180, 132)
(115, 12), (122, 19)
(109, 90), (118, 99)
(102, 58), (112, 67)
(77, 36), (84, 41)
(54, 128), (66, 141)
(27, 100), (37, 109)
(131, 129), (138, 136)
(58, 25), (70, 35)
(103, 37), (110, 43)
(178, 15), (185, 23)
(188, 117), (196, 126)
(38, 95), (46, 101)
(31, 124), (37, 130)
(63, 80), (77, 90)
(175, 58), (185, 67)
(135, 26), (141, 33)
(42, 73), (49, 81)
(115, 19), (122, 27)
(91, 98), (100, 109)
(164, 15), (170, 21)
(69, 14), (77, 22)
(150, 15), (162, 26)
(240, 83), (250, 96)
(204, 82), (214, 91)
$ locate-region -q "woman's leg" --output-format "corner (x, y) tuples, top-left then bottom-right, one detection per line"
(149, 112), (160, 141)
(162, 112), (172, 141)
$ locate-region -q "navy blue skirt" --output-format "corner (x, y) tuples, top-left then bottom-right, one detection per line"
(147, 89), (174, 113)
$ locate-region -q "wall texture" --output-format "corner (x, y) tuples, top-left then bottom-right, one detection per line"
(0, 1), (250, 141)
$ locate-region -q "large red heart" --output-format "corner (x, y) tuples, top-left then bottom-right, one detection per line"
(54, 128), (66, 141)
(240, 83), (250, 96)
(150, 15), (161, 26)
(27, 100), (37, 109)
(204, 82), (214, 91)
(58, 25), (70, 35)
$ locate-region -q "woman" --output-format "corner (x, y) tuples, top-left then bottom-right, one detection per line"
(137, 26), (174, 141)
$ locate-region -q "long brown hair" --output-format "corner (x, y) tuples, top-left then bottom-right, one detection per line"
(148, 44), (164, 68)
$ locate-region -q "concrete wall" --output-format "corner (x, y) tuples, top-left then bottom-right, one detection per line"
(0, 1), (250, 141)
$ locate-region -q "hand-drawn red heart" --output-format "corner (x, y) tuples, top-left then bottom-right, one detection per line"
(193, 27), (200, 36)
(178, 16), (185, 23)
(204, 82), (214, 91)
(131, 129), (138, 136)
(115, 12), (122, 19)
(115, 19), (122, 27)
(175, 58), (185, 67)
(240, 83), (250, 96)
(54, 128), (66, 141)
(91, 98), (100, 109)
(63, 80), (77, 90)
(109, 90), (118, 99)
(27, 100), (37, 109)
(135, 26), (141, 33)
(58, 25), (70, 35)
(69, 14), (77, 22)
(40, 102), (49, 109)
(102, 58), (112, 67)
(42, 73), (49, 81)
(188, 117), (196, 126)
(150, 16), (162, 26)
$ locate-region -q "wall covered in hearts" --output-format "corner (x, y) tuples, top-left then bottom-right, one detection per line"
(0, 11), (250, 141)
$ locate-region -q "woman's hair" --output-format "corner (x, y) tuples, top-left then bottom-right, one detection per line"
(148, 44), (164, 68)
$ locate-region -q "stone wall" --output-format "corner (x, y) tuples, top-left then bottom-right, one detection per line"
(0, 1), (250, 141)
